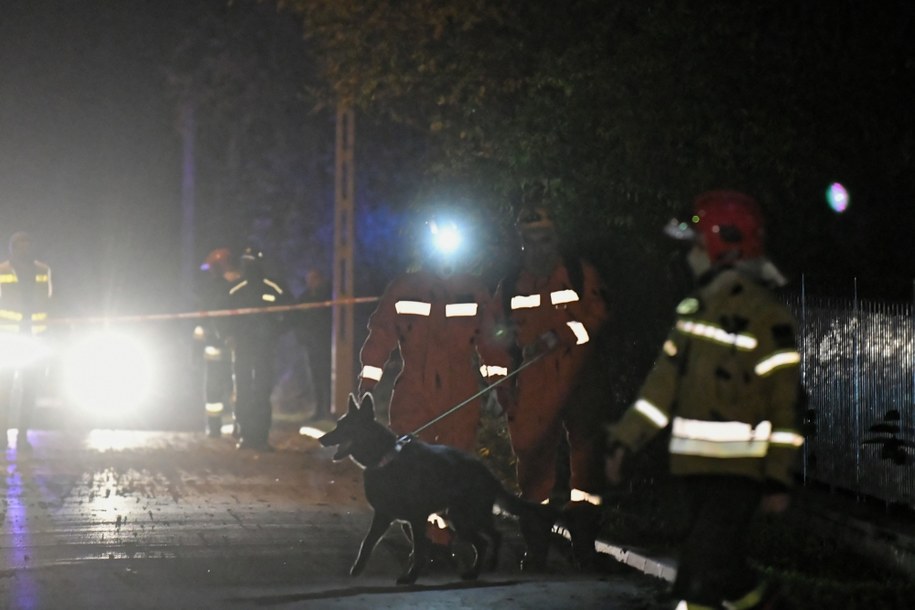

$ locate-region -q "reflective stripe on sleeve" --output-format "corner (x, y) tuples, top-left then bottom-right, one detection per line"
(205, 402), (224, 414)
(663, 340), (678, 357)
(510, 294), (541, 309)
(669, 417), (772, 458)
(566, 321), (589, 345)
(770, 430), (805, 447)
(360, 365), (384, 381)
(395, 300), (431, 316)
(479, 365), (508, 378)
(675, 319), (757, 350)
(445, 302), (478, 317)
(36, 274), (50, 283)
(550, 289), (579, 305)
(754, 350), (801, 376)
(0, 274), (16, 284)
(229, 280), (248, 295)
(634, 398), (670, 428)
(203, 346), (223, 360)
(262, 279), (284, 294)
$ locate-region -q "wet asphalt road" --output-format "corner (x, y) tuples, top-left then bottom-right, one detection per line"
(0, 423), (668, 609)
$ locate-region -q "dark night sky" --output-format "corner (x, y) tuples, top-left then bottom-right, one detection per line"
(0, 1), (195, 315)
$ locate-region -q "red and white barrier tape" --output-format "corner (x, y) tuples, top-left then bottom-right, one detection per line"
(46, 296), (380, 326)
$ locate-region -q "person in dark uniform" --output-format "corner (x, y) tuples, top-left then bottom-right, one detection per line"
(0, 231), (53, 451)
(295, 268), (332, 421)
(605, 191), (805, 610)
(225, 247), (291, 452)
(193, 247), (241, 437)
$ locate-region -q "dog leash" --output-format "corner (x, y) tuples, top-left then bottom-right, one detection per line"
(408, 350), (548, 438)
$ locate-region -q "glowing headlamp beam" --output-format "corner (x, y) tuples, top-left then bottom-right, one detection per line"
(430, 221), (462, 254)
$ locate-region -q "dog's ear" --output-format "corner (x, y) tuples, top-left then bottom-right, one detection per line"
(347, 393), (359, 414)
(359, 392), (376, 418)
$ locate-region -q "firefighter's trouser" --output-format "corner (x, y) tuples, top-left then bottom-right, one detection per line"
(672, 475), (763, 608)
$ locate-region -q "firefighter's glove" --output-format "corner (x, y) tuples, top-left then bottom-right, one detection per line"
(604, 441), (630, 486)
(522, 330), (559, 361)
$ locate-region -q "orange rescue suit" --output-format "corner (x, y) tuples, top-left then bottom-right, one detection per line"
(359, 270), (500, 452)
(493, 259), (609, 502)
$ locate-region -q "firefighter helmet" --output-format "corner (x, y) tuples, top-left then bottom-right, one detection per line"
(201, 248), (233, 273)
(669, 190), (765, 263)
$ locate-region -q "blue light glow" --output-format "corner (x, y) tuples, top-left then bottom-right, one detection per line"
(826, 183), (850, 213)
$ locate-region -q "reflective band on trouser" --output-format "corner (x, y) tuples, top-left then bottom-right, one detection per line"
(722, 582), (768, 610)
(670, 417), (772, 458)
(445, 302), (478, 317)
(676, 601), (719, 610)
(754, 349), (801, 376)
(0, 310), (22, 321)
(394, 300), (431, 316)
(550, 289), (579, 305)
(205, 402), (224, 415)
(479, 365), (508, 378)
(360, 365), (383, 381)
(570, 488), (602, 506)
(634, 398), (670, 428)
(676, 319), (758, 350)
(566, 321), (589, 344)
(770, 430), (804, 447)
(510, 294), (540, 309)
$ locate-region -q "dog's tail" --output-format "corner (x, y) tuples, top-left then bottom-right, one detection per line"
(495, 489), (558, 527)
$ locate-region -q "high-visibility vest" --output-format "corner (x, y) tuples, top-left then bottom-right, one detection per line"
(0, 260), (53, 335)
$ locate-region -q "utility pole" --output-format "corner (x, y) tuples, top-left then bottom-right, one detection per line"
(331, 102), (355, 416)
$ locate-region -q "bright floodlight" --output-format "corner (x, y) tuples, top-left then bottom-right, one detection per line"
(826, 182), (850, 213)
(430, 220), (462, 254)
(0, 334), (50, 369)
(63, 331), (155, 412)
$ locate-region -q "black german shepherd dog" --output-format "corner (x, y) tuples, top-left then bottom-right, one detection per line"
(319, 392), (555, 584)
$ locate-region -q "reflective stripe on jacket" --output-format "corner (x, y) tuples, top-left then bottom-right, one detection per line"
(608, 268), (804, 487)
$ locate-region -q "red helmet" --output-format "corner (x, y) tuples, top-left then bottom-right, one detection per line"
(201, 248), (233, 273)
(691, 190), (765, 263)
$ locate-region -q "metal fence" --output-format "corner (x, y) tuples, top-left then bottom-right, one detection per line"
(788, 278), (915, 508)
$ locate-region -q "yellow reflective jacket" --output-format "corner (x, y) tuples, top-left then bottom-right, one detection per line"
(608, 268), (804, 487)
(0, 260), (53, 335)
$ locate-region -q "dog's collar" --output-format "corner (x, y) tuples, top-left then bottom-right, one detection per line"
(372, 435), (413, 469)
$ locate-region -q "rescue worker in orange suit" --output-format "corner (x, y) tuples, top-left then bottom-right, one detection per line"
(193, 248), (241, 438)
(605, 191), (805, 610)
(225, 247), (291, 452)
(0, 231), (53, 450)
(357, 215), (505, 547)
(489, 204), (610, 570)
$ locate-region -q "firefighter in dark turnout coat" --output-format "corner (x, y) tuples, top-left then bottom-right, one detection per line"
(606, 191), (805, 610)
(0, 232), (52, 450)
(226, 248), (291, 452)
